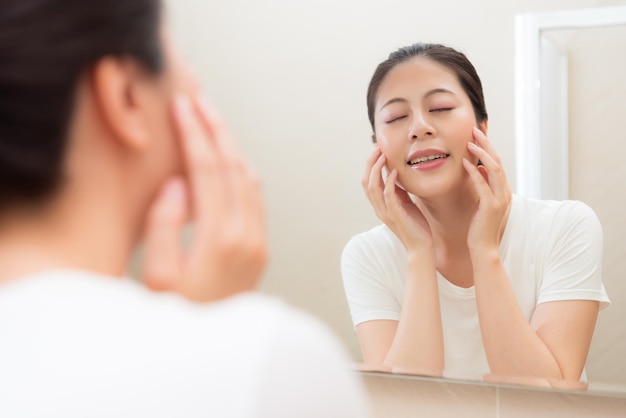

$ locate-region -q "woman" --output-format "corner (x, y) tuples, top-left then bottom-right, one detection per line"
(0, 1), (369, 416)
(342, 43), (610, 382)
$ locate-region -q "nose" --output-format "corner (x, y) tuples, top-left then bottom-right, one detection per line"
(408, 113), (436, 141)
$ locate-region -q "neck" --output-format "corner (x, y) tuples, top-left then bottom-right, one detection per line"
(416, 182), (479, 252)
(0, 180), (140, 285)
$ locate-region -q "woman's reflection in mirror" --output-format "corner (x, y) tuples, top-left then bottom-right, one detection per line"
(342, 43), (610, 384)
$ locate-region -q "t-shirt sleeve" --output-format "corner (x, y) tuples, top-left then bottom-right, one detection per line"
(255, 313), (372, 418)
(341, 232), (401, 326)
(538, 201), (611, 308)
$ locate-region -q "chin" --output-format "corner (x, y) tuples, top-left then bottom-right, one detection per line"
(401, 176), (461, 200)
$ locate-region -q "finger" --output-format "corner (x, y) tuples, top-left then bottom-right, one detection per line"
(226, 157), (254, 239)
(173, 96), (224, 221)
(368, 153), (386, 190)
(477, 165), (489, 183)
(240, 158), (268, 265)
(383, 169), (401, 212)
(467, 141), (497, 169)
(472, 127), (502, 165)
(194, 96), (244, 223)
(361, 146), (382, 190)
(194, 95), (239, 160)
(467, 141), (508, 198)
(367, 153), (389, 217)
(463, 158), (493, 198)
(392, 179), (414, 205)
(197, 100), (252, 238)
(142, 178), (188, 292)
(384, 169), (413, 223)
(248, 162), (267, 246)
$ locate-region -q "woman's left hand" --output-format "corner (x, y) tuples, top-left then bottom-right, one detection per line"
(141, 95), (267, 303)
(463, 127), (512, 254)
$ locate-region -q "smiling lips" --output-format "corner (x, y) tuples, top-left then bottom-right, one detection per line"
(407, 153), (449, 165)
(406, 149), (451, 170)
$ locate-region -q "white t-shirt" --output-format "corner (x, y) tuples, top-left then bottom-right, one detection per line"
(0, 270), (371, 418)
(342, 194), (610, 380)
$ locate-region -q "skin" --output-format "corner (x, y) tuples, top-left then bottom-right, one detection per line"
(358, 57), (599, 381)
(0, 30), (267, 302)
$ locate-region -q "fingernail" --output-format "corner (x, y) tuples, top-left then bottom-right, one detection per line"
(468, 142), (479, 149)
(175, 96), (191, 120)
(473, 127), (487, 140)
(163, 179), (185, 201)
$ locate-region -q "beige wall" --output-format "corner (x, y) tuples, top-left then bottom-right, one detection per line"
(166, 0), (626, 382)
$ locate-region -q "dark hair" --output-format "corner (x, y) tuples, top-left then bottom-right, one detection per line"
(366, 43), (488, 140)
(0, 0), (164, 210)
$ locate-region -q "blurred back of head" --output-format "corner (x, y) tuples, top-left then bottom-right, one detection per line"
(0, 0), (164, 211)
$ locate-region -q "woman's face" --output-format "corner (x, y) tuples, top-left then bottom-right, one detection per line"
(373, 57), (485, 198)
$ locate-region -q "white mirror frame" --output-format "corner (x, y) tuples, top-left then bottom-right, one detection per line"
(514, 5), (626, 200)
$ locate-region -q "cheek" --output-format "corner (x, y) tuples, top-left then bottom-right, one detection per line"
(375, 129), (389, 148)
(145, 93), (183, 178)
(443, 114), (475, 151)
(379, 145), (404, 175)
(376, 131), (403, 165)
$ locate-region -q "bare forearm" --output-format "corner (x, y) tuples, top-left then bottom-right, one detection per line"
(384, 248), (444, 375)
(472, 250), (562, 378)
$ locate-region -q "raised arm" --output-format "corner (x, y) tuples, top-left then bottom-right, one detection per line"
(464, 128), (602, 380)
(355, 250), (443, 376)
(350, 146), (443, 375)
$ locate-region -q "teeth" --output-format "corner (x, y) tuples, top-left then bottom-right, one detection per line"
(408, 154), (448, 165)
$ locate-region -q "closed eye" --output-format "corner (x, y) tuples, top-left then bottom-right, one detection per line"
(430, 108), (453, 113)
(385, 115), (407, 124)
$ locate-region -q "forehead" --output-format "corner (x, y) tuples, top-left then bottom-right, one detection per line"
(376, 57), (464, 105)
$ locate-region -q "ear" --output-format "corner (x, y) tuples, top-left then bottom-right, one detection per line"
(89, 57), (153, 151)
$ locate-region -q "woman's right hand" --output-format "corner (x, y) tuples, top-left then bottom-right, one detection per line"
(362, 146), (433, 253)
(141, 94), (267, 303)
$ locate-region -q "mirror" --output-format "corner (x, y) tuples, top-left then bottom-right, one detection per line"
(166, 0), (626, 396)
(515, 5), (626, 392)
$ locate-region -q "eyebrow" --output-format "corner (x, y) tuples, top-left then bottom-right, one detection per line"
(379, 88), (456, 111)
